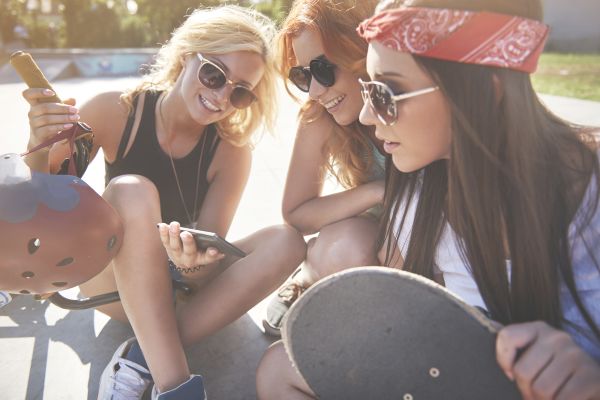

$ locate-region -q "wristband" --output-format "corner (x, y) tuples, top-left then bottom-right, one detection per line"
(168, 259), (205, 275)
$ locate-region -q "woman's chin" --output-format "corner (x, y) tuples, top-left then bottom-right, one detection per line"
(392, 156), (419, 174)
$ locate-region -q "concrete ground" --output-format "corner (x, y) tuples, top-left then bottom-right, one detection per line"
(1, 76), (599, 400)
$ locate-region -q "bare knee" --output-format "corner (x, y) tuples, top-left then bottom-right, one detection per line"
(307, 217), (378, 279)
(253, 225), (307, 273)
(270, 224), (307, 263)
(257, 341), (305, 400)
(103, 175), (160, 220)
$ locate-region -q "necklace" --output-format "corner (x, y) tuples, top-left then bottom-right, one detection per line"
(158, 92), (206, 229)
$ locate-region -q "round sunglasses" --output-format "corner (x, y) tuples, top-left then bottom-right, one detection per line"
(195, 53), (257, 109)
(359, 78), (439, 126)
(288, 56), (336, 92)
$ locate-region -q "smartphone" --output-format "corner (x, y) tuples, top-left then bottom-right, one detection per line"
(179, 227), (246, 258)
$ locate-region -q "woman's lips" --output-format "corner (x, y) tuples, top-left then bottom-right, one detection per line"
(383, 140), (400, 153)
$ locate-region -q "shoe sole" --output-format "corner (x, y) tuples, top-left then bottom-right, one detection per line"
(282, 267), (520, 400)
(261, 319), (281, 337)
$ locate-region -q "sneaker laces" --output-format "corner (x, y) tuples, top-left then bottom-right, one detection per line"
(109, 358), (151, 400)
(277, 281), (306, 305)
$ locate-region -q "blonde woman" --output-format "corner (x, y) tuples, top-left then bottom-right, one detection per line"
(22, 5), (305, 399)
(263, 0), (384, 336)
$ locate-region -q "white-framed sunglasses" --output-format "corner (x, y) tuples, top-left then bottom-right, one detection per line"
(359, 78), (439, 126)
(195, 53), (257, 109)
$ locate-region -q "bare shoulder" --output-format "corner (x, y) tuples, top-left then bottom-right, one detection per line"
(79, 91), (135, 153)
(293, 112), (336, 155)
(80, 91), (128, 120)
(208, 138), (252, 180)
(80, 91), (129, 133)
(216, 140), (252, 165)
(297, 112), (335, 139)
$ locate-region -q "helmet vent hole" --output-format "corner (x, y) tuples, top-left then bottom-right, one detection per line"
(107, 235), (117, 251)
(22, 271), (35, 279)
(56, 257), (74, 267)
(28, 238), (41, 254)
(52, 282), (68, 287)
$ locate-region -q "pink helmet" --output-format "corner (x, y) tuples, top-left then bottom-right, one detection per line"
(0, 153), (123, 294)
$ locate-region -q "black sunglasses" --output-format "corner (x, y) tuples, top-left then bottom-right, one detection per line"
(288, 56), (336, 92)
(196, 53), (257, 109)
(359, 78), (439, 126)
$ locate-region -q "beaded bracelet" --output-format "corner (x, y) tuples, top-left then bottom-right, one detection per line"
(168, 259), (205, 275)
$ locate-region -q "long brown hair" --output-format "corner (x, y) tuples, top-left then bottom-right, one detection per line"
(378, 0), (600, 337)
(277, 0), (378, 188)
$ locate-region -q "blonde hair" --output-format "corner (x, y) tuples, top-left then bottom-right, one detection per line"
(121, 5), (277, 146)
(277, 0), (378, 188)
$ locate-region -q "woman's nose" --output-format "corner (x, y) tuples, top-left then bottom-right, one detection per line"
(213, 84), (233, 108)
(359, 99), (377, 126)
(308, 77), (327, 100)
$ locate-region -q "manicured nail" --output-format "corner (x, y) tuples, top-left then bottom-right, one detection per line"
(43, 89), (54, 96)
(63, 123), (74, 129)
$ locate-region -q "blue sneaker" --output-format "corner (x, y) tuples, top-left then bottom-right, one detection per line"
(151, 375), (206, 400)
(98, 338), (153, 400)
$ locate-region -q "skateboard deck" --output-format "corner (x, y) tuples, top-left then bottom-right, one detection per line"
(282, 267), (520, 400)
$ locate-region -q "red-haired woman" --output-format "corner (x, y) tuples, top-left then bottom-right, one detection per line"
(262, 0), (384, 337)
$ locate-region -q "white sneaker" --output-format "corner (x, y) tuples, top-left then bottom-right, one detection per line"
(0, 291), (11, 309)
(151, 375), (206, 400)
(98, 338), (152, 400)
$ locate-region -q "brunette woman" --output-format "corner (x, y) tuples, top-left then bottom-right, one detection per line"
(256, 0), (600, 398)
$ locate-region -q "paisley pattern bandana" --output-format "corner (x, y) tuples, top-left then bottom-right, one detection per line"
(357, 7), (549, 73)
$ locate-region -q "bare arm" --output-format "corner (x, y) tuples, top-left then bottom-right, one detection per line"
(22, 88), (129, 172)
(283, 115), (384, 234)
(195, 142), (252, 237)
(160, 142), (252, 268)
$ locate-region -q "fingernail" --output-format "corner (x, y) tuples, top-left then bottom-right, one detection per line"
(68, 106), (78, 113)
(63, 123), (74, 129)
(69, 114), (79, 121)
(43, 89), (54, 96)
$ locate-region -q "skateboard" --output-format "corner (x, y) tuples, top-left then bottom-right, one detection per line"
(282, 267), (520, 400)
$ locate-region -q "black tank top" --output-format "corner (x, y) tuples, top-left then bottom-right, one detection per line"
(105, 90), (221, 225)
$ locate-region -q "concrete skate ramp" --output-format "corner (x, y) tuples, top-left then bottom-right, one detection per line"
(0, 58), (76, 83)
(0, 49), (155, 84)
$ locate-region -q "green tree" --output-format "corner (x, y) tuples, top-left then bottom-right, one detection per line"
(0, 0), (25, 45)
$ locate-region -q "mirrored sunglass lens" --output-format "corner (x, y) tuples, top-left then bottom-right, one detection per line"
(199, 62), (226, 89)
(310, 60), (335, 87)
(289, 67), (310, 92)
(370, 84), (396, 124)
(230, 87), (255, 109)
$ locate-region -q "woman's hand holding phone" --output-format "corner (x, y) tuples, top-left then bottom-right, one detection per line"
(157, 221), (225, 275)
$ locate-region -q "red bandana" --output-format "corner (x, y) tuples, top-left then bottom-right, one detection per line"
(357, 7), (549, 73)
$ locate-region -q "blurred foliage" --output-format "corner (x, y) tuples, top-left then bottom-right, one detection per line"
(532, 53), (600, 101)
(0, 0), (295, 49)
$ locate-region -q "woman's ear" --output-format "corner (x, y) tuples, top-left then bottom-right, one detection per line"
(180, 55), (188, 71)
(492, 74), (504, 105)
